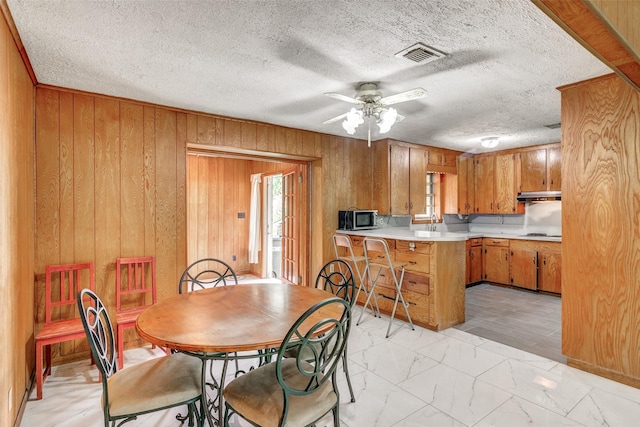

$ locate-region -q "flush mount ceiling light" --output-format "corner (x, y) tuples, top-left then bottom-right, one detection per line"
(323, 83), (427, 147)
(480, 136), (500, 148)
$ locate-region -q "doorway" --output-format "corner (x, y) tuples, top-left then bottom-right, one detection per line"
(186, 152), (309, 283)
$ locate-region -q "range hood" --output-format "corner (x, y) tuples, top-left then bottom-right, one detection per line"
(516, 191), (561, 201)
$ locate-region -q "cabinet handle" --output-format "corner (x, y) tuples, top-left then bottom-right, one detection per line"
(490, 202), (493, 210)
(542, 179), (546, 186)
(409, 261), (417, 265)
(543, 258), (546, 265)
(510, 251), (513, 256)
(408, 281), (417, 285)
(497, 202), (500, 210)
(505, 252), (508, 261)
(550, 179), (554, 185)
(410, 201), (413, 209)
(532, 257), (536, 264)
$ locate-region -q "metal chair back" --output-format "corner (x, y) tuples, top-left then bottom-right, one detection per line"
(276, 297), (351, 401)
(315, 259), (356, 307)
(178, 258), (237, 293)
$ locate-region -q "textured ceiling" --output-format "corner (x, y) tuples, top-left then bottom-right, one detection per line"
(7, 0), (611, 153)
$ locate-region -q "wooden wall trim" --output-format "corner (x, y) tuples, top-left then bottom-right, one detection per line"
(472, 142), (561, 158)
(533, 0), (640, 91)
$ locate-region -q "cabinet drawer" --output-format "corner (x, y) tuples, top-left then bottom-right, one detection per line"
(483, 238), (510, 247)
(469, 238), (482, 246)
(401, 271), (430, 295)
(396, 240), (432, 254)
(395, 251), (430, 274)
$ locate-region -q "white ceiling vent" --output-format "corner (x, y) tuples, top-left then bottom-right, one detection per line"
(395, 43), (447, 64)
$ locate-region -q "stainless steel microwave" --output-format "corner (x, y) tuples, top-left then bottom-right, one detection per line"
(338, 210), (378, 230)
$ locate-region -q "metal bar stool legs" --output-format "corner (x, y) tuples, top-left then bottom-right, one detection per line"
(386, 265), (414, 338)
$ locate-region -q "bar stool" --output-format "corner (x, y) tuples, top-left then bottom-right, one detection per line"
(333, 234), (379, 318)
(358, 237), (415, 338)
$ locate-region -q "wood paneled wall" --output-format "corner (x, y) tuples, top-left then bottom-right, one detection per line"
(0, 10), (35, 425)
(35, 88), (187, 363)
(590, 0), (640, 54)
(34, 87), (375, 366)
(560, 74), (640, 387)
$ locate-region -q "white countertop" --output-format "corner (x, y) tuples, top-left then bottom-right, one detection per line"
(336, 228), (561, 243)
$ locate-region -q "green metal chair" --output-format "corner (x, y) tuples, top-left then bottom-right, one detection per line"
(76, 288), (203, 427)
(223, 296), (352, 427)
(315, 259), (357, 403)
(178, 258), (238, 293)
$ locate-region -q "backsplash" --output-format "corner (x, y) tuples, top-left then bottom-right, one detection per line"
(410, 201), (562, 235)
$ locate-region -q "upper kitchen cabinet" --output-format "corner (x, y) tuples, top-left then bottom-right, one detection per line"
(518, 143), (561, 192)
(372, 139), (460, 217)
(475, 153), (522, 214)
(457, 155), (475, 215)
(475, 156), (494, 213)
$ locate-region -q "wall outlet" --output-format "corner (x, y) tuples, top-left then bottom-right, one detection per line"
(8, 386), (12, 411)
(232, 255), (237, 261)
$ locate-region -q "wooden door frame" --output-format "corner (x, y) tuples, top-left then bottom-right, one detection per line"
(185, 146), (313, 285)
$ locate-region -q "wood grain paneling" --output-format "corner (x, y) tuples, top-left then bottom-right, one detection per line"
(1, 10), (35, 425)
(560, 74), (640, 387)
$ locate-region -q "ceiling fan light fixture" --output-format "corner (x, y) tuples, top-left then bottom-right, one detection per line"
(377, 107), (398, 134)
(480, 136), (500, 148)
(342, 108), (363, 134)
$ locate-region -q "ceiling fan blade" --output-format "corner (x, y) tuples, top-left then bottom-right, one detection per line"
(323, 112), (349, 125)
(380, 88), (427, 106)
(324, 92), (364, 105)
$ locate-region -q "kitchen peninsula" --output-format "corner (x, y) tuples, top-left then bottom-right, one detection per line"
(336, 229), (467, 331)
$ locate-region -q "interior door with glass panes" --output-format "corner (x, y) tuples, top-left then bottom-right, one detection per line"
(280, 167), (299, 285)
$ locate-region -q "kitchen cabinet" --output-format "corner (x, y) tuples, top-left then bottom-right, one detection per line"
(465, 237), (482, 285)
(483, 238), (510, 284)
(457, 155), (475, 215)
(390, 145), (410, 215)
(408, 148), (428, 216)
(538, 245), (561, 293)
(518, 145), (562, 192)
(475, 154), (520, 214)
(547, 146), (561, 191)
(494, 153), (518, 214)
(510, 241), (538, 290)
(475, 156), (494, 213)
(372, 140), (460, 216)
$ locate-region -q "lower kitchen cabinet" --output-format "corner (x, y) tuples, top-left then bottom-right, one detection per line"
(539, 248), (562, 294)
(466, 238), (482, 285)
(483, 238), (510, 284)
(509, 241), (538, 290)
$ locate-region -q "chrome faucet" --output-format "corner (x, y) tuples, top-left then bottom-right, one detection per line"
(430, 212), (438, 231)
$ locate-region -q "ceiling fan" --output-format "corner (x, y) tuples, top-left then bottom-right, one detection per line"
(323, 83), (427, 146)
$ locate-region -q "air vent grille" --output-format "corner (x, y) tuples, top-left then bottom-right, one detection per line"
(544, 122), (561, 129)
(395, 43), (446, 64)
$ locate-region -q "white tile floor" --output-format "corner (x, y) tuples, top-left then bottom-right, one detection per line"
(22, 313), (640, 427)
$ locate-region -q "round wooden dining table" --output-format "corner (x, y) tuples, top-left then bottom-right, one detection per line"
(136, 282), (341, 426)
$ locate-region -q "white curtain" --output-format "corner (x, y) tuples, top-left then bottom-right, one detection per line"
(248, 173), (262, 264)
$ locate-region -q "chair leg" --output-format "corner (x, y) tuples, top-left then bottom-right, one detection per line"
(117, 324), (124, 371)
(342, 351), (355, 402)
(357, 267), (381, 326)
(35, 342), (43, 400)
(332, 405), (340, 427)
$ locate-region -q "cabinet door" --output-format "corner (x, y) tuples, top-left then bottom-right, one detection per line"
(475, 156), (494, 213)
(409, 148), (427, 215)
(510, 249), (538, 290)
(539, 251), (562, 293)
(519, 149), (547, 192)
(483, 246), (510, 284)
(457, 156), (475, 215)
(390, 145), (410, 215)
(469, 246), (483, 284)
(547, 147), (561, 191)
(494, 153), (516, 214)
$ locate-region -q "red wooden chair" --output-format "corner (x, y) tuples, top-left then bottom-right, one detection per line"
(115, 256), (161, 370)
(35, 262), (95, 400)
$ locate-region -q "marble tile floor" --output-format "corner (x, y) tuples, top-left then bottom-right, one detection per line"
(455, 283), (565, 364)
(22, 313), (640, 427)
